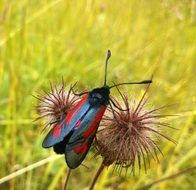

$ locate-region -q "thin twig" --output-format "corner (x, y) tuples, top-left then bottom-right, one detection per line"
(0, 155), (63, 184)
(138, 166), (196, 190)
(63, 168), (72, 190)
(89, 162), (105, 190)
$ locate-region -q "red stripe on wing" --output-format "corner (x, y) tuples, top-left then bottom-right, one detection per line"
(53, 124), (61, 137)
(83, 106), (106, 138)
(65, 95), (88, 124)
(75, 119), (82, 129)
(73, 142), (88, 154)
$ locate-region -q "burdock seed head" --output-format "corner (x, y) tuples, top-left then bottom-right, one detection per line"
(94, 85), (176, 174)
(35, 79), (80, 131)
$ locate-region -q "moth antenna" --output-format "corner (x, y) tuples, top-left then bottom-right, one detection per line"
(104, 50), (111, 86)
(109, 80), (152, 89)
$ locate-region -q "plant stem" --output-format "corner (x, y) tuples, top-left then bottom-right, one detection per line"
(63, 168), (72, 190)
(0, 155), (63, 185)
(139, 166), (196, 190)
(89, 162), (105, 190)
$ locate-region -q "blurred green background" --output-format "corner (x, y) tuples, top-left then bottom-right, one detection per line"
(0, 0), (195, 190)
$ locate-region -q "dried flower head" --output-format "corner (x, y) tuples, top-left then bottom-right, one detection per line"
(94, 85), (176, 173)
(35, 79), (80, 131)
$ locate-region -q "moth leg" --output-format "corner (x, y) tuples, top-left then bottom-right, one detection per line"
(71, 83), (89, 96)
(110, 98), (129, 111)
